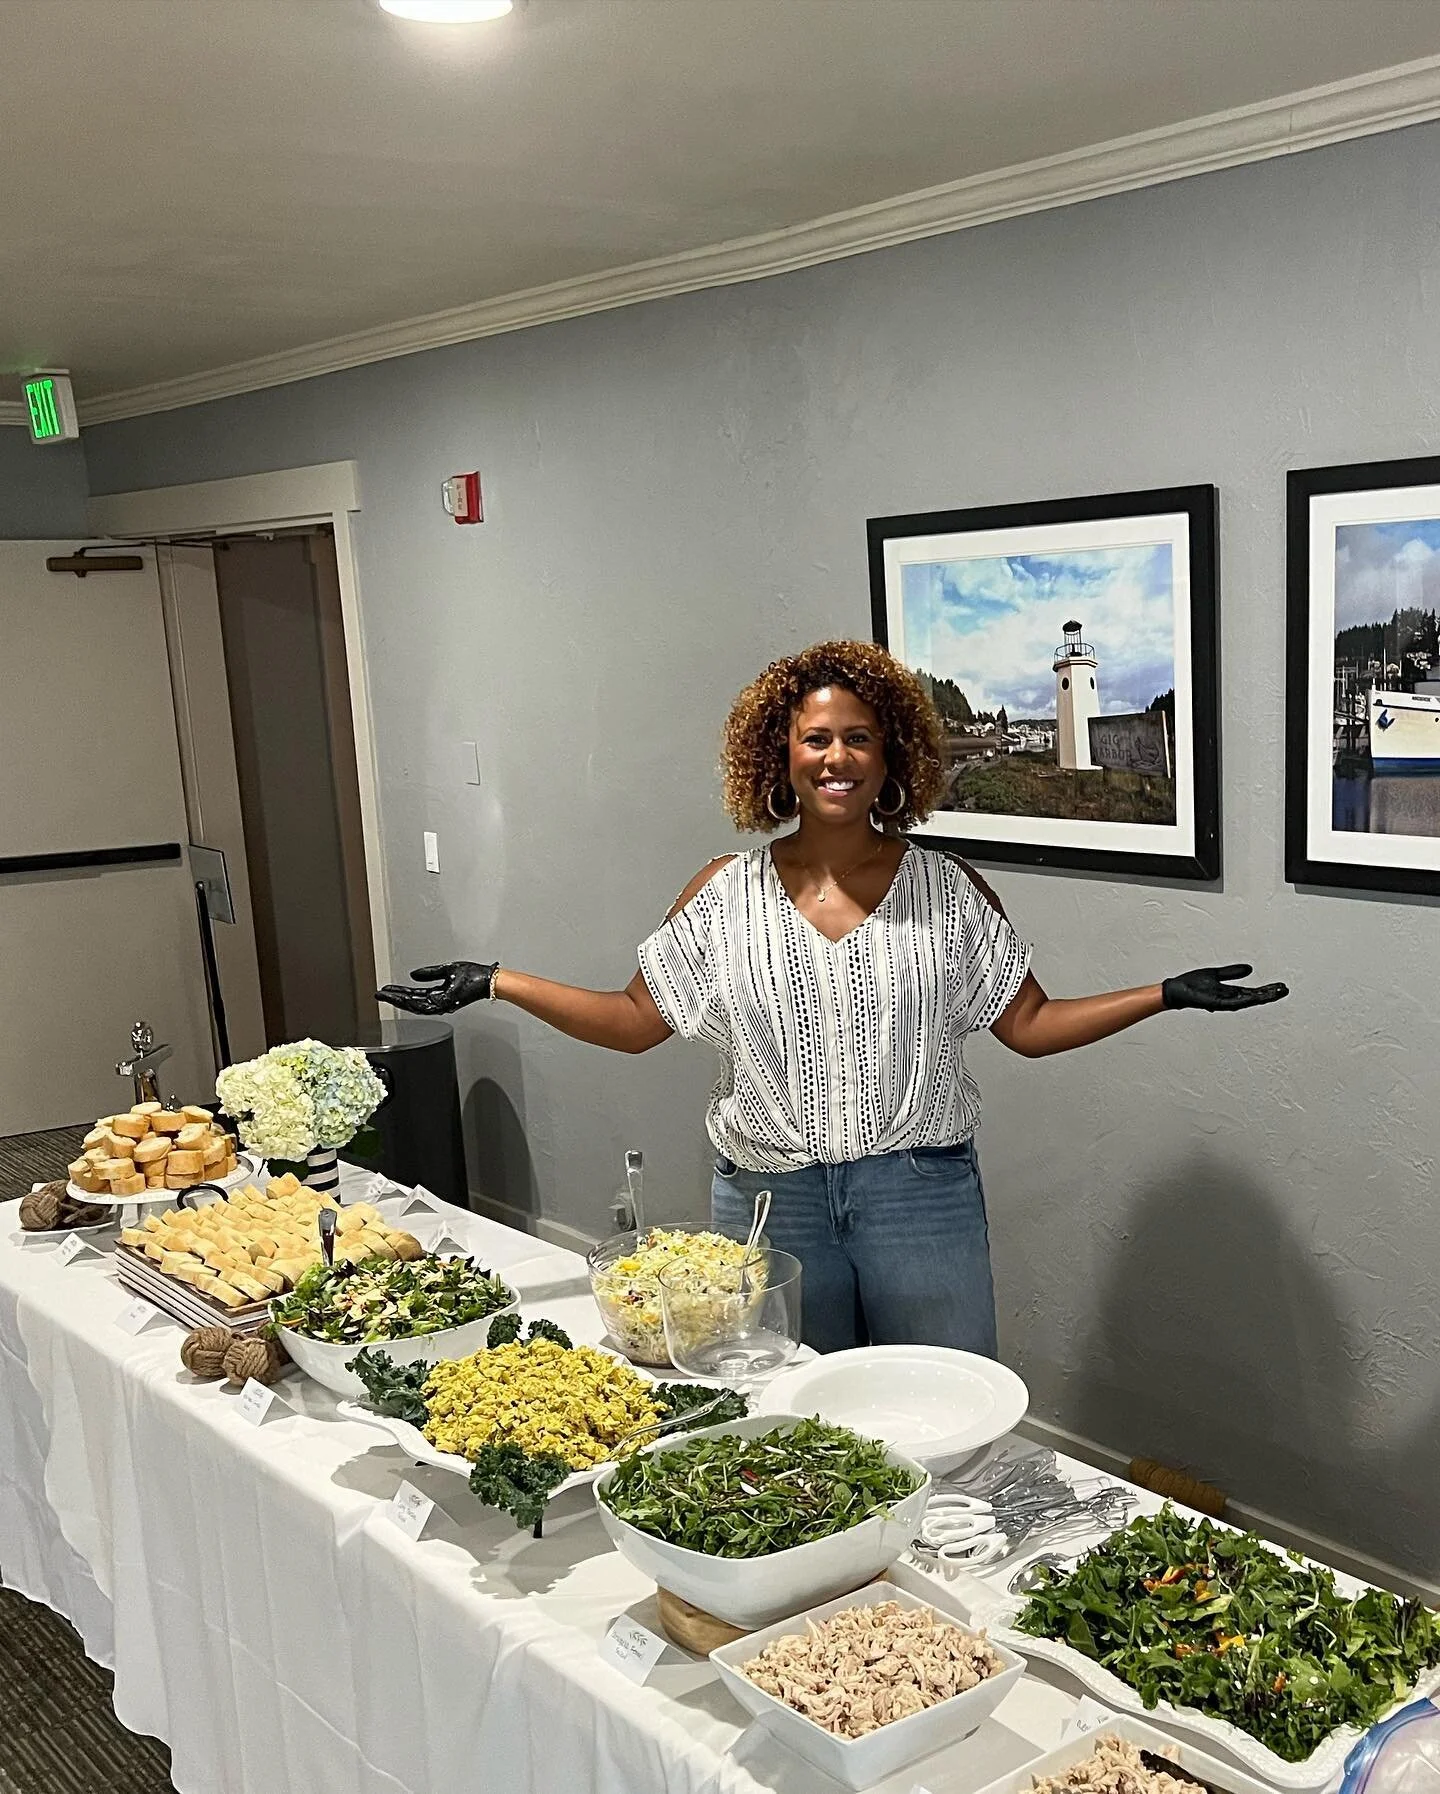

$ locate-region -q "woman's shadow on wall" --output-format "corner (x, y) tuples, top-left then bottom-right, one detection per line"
(1068, 1151), (1438, 1581)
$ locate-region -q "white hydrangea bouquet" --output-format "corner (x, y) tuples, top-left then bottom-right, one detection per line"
(216, 1040), (386, 1183)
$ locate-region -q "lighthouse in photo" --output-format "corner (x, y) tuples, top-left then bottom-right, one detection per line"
(1053, 619), (1101, 770)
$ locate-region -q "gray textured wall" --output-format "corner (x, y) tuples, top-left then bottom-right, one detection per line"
(85, 122), (1440, 1575)
(0, 430), (90, 536)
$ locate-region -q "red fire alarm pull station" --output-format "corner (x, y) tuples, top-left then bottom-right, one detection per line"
(442, 472), (483, 524)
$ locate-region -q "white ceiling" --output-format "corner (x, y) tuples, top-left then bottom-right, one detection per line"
(4, 0), (1440, 413)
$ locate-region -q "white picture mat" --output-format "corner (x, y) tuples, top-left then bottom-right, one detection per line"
(881, 511), (1196, 859)
(1304, 481), (1440, 873)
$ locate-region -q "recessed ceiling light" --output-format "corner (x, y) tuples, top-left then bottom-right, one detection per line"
(378, 0), (513, 21)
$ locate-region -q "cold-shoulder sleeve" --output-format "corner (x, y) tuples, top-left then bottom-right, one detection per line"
(952, 865), (1032, 1034)
(637, 873), (725, 1041)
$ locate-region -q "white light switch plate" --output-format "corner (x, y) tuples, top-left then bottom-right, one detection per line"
(423, 831), (440, 873)
(461, 741), (481, 786)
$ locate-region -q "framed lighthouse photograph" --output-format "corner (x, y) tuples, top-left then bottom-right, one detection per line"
(1286, 453), (1440, 896)
(868, 485), (1219, 880)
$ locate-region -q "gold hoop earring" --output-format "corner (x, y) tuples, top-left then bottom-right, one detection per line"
(766, 781), (799, 821)
(872, 777), (906, 819)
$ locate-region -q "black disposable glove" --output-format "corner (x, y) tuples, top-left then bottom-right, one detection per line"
(1162, 963), (1288, 1013)
(376, 961), (498, 1015)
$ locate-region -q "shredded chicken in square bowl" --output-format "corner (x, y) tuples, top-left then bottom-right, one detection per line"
(740, 1600), (1003, 1738)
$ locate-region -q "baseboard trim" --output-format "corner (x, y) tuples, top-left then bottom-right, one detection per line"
(467, 1189), (600, 1257)
(1017, 1413), (1437, 1604)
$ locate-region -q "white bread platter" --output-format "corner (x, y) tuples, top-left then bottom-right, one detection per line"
(68, 1152), (261, 1207)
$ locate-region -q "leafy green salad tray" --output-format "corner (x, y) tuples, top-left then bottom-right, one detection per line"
(967, 1507), (1440, 1789)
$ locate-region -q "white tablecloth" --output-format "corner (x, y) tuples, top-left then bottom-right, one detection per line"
(0, 1174), (1122, 1794)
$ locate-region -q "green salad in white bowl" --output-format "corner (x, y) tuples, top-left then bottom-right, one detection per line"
(273, 1253), (519, 1397)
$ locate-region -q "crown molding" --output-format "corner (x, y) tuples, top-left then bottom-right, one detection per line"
(0, 401), (27, 428)
(71, 53), (1440, 428)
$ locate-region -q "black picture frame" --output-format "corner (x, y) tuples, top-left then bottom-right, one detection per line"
(1286, 454), (1440, 896)
(868, 485), (1220, 881)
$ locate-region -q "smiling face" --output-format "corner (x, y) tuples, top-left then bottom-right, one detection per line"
(787, 685), (888, 824)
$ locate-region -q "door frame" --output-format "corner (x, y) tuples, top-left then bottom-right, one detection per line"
(88, 462), (392, 985)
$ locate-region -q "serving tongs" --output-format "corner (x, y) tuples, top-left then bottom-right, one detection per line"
(318, 1206), (337, 1266)
(613, 1389), (735, 1455)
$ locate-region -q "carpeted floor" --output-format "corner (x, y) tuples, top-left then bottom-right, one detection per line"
(1, 1126), (178, 1794)
(0, 1124), (88, 1202)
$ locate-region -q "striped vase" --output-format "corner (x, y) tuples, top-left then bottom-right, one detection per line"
(304, 1147), (340, 1194)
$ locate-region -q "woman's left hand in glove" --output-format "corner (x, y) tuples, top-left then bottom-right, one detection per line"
(1162, 964), (1289, 1012)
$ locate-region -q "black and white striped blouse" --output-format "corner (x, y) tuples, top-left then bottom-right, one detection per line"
(638, 844), (1031, 1174)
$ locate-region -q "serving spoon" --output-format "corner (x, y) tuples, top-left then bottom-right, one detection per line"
(624, 1149), (646, 1240)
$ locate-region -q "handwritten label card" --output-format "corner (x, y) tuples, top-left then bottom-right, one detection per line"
(237, 1379), (281, 1427)
(387, 1481), (436, 1541)
(1061, 1698), (1116, 1741)
(115, 1297), (161, 1335)
(600, 1616), (667, 1685)
(56, 1233), (95, 1266)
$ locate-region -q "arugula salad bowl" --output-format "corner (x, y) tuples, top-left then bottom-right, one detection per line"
(593, 1413), (932, 1629)
(274, 1255), (519, 1398)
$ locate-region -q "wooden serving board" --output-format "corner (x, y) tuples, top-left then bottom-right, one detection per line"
(656, 1587), (752, 1653)
(656, 1575), (889, 1655)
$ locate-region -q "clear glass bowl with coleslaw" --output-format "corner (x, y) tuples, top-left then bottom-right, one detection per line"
(587, 1222), (769, 1366)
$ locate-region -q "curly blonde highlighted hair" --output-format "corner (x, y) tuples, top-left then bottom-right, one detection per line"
(721, 640), (946, 833)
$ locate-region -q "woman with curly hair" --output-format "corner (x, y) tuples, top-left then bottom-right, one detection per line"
(380, 640), (1285, 1355)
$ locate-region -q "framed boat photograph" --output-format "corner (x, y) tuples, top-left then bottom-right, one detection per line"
(867, 485), (1220, 880)
(1286, 454), (1440, 896)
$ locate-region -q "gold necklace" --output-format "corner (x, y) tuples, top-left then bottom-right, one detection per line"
(795, 835), (886, 903)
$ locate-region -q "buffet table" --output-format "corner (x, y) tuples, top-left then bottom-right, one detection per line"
(0, 1174), (1280, 1794)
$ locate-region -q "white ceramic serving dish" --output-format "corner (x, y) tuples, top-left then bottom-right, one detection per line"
(710, 1579), (1025, 1790)
(969, 1563), (1440, 1791)
(278, 1289), (520, 1398)
(969, 1712), (1281, 1794)
(761, 1345), (1029, 1475)
(338, 1402), (600, 1498)
(593, 1412), (932, 1628)
(67, 1151), (262, 1208)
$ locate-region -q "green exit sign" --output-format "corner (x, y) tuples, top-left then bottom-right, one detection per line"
(22, 372), (79, 443)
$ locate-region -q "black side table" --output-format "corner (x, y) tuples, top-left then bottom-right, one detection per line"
(344, 1017), (469, 1207)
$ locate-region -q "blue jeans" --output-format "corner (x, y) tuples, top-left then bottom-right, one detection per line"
(711, 1139), (998, 1358)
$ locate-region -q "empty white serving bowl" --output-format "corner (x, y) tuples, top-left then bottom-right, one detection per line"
(710, 1580), (1026, 1790)
(276, 1292), (519, 1398)
(760, 1345), (1028, 1475)
(592, 1412), (931, 1629)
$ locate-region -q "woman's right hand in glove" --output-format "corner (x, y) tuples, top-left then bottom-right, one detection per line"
(376, 961), (498, 1015)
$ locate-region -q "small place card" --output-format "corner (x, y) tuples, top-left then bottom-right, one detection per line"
(600, 1615), (667, 1685)
(237, 1379), (281, 1426)
(1061, 1697), (1116, 1741)
(356, 1172), (400, 1203)
(909, 1784), (936, 1794)
(115, 1297), (161, 1335)
(55, 1233), (95, 1266)
(387, 1480), (435, 1541)
(398, 1186), (441, 1217)
(430, 1229), (468, 1258)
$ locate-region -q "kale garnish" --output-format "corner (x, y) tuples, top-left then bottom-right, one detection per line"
(347, 1347), (429, 1425)
(468, 1444), (572, 1532)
